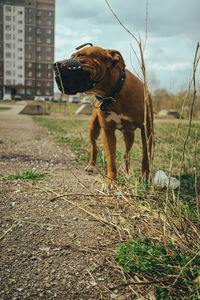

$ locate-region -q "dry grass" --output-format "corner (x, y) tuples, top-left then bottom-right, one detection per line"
(31, 3), (200, 295)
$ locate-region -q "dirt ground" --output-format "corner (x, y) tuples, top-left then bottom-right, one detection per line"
(0, 102), (153, 300)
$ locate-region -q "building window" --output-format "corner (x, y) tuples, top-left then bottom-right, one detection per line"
(18, 29), (23, 33)
(6, 43), (11, 48)
(6, 52), (11, 57)
(27, 89), (32, 95)
(46, 56), (51, 61)
(6, 16), (11, 21)
(47, 11), (52, 16)
(36, 64), (41, 69)
(18, 48), (23, 51)
(46, 73), (51, 78)
(18, 65), (23, 69)
(47, 20), (52, 26)
(27, 17), (32, 23)
(46, 64), (51, 69)
(26, 54), (32, 59)
(46, 38), (51, 44)
(18, 74), (23, 78)
(18, 20), (23, 24)
(18, 57), (23, 60)
(36, 72), (41, 78)
(46, 29), (52, 34)
(36, 46), (41, 51)
(27, 80), (32, 86)
(37, 10), (42, 16)
(46, 81), (51, 87)
(27, 63), (32, 68)
(36, 28), (42, 34)
(36, 89), (41, 95)
(27, 8), (32, 14)
(45, 90), (50, 95)
(46, 47), (51, 52)
(36, 81), (41, 86)
(6, 25), (11, 30)
(36, 19), (42, 25)
(6, 80), (11, 85)
(6, 61), (12, 67)
(6, 34), (12, 39)
(27, 27), (32, 32)
(37, 55), (42, 60)
(18, 11), (23, 15)
(27, 71), (32, 77)
(6, 6), (11, 12)
(36, 37), (42, 43)
(6, 71), (12, 76)
(27, 36), (32, 41)
(26, 45), (32, 50)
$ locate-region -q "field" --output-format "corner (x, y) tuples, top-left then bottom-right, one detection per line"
(34, 101), (200, 298)
(0, 100), (199, 299)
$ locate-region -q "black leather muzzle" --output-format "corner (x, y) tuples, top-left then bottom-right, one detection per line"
(54, 58), (96, 95)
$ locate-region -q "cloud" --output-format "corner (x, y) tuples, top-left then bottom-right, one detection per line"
(55, 24), (103, 60)
(55, 0), (200, 91)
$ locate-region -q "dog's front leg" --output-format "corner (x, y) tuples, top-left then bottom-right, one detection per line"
(88, 110), (101, 166)
(101, 128), (117, 184)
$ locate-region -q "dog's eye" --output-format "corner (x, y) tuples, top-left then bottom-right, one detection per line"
(77, 53), (85, 58)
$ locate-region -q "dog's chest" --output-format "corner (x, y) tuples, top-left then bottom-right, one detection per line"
(106, 111), (136, 131)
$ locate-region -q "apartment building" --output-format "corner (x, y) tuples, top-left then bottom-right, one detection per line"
(0, 0), (55, 100)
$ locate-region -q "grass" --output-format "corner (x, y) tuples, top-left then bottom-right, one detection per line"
(115, 238), (200, 299)
(33, 114), (200, 180)
(0, 170), (47, 181)
(0, 107), (11, 111)
(32, 103), (200, 298)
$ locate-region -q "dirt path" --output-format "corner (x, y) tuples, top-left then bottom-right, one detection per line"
(0, 103), (140, 300)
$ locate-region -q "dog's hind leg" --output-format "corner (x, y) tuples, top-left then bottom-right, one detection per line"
(123, 131), (135, 173)
(141, 124), (153, 179)
(87, 110), (101, 171)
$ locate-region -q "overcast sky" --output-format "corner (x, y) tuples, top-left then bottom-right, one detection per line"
(54, 0), (200, 92)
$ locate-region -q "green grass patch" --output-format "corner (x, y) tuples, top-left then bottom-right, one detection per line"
(33, 116), (200, 191)
(33, 116), (200, 220)
(1, 170), (47, 180)
(115, 238), (200, 299)
(0, 107), (11, 111)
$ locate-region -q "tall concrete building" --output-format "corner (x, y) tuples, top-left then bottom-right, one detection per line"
(0, 0), (55, 100)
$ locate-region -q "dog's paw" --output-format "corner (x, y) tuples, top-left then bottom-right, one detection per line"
(85, 165), (96, 174)
(100, 183), (115, 192)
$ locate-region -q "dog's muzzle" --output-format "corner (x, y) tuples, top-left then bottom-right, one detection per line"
(54, 58), (96, 95)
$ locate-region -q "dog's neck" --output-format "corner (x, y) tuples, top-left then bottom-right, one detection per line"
(90, 68), (126, 114)
(88, 68), (126, 99)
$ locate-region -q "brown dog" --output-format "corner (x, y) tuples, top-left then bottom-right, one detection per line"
(55, 45), (153, 184)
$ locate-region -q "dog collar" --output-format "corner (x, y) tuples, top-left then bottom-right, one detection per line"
(95, 69), (126, 113)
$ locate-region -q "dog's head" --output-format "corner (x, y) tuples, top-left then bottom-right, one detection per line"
(54, 45), (125, 95)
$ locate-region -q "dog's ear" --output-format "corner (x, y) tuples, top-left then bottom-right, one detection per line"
(105, 49), (126, 69)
